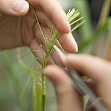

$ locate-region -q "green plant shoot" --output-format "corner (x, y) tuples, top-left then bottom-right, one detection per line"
(19, 8), (84, 111)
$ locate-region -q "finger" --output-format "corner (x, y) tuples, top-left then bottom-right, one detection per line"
(66, 54), (111, 82)
(35, 10), (52, 29)
(28, 0), (70, 33)
(34, 25), (51, 45)
(30, 39), (45, 63)
(59, 33), (78, 53)
(66, 54), (111, 110)
(44, 65), (82, 111)
(0, 0), (29, 16)
(33, 10), (78, 53)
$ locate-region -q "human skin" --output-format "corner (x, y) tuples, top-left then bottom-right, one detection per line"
(0, 0), (78, 56)
(44, 54), (111, 111)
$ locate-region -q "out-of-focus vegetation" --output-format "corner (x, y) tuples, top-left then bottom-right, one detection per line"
(0, 0), (111, 111)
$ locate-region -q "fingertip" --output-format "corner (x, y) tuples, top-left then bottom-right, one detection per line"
(43, 65), (53, 76)
(44, 65), (60, 79)
(44, 65), (70, 85)
(61, 33), (78, 53)
(43, 65), (60, 85)
(11, 0), (29, 16)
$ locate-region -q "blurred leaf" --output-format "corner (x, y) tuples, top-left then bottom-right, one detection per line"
(103, 17), (111, 60)
(78, 18), (110, 52)
(71, 0), (93, 38)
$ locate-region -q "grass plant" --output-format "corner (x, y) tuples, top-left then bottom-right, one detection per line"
(18, 8), (84, 111)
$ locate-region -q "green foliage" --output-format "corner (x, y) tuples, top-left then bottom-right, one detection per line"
(0, 50), (32, 111)
(79, 18), (110, 52)
(71, 0), (93, 39)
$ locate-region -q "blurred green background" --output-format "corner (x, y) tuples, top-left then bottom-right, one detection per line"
(0, 0), (111, 111)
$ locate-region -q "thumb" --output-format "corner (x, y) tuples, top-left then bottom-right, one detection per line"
(0, 0), (29, 16)
(44, 65), (82, 111)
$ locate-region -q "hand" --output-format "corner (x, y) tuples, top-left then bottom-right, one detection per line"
(0, 0), (77, 57)
(44, 54), (111, 111)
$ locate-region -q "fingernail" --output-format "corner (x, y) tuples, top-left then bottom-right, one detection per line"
(64, 13), (71, 32)
(53, 45), (67, 65)
(12, 0), (28, 13)
(68, 33), (78, 52)
(73, 38), (78, 52)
